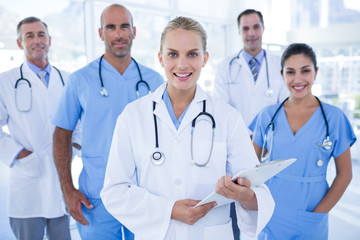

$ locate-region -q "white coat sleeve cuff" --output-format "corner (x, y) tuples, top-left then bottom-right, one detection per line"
(101, 185), (177, 240)
(235, 184), (274, 237)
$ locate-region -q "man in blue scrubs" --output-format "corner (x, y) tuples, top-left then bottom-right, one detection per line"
(52, 4), (163, 240)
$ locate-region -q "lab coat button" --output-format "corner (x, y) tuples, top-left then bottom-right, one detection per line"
(174, 138), (181, 144)
(174, 179), (182, 185)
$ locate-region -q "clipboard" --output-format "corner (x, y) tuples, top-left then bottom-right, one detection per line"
(194, 158), (296, 208)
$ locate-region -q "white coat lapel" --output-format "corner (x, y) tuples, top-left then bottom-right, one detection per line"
(240, 53), (253, 80)
(48, 67), (59, 91)
(47, 67), (67, 97)
(151, 84), (177, 132)
(177, 85), (207, 133)
(23, 62), (47, 91)
(257, 50), (267, 83)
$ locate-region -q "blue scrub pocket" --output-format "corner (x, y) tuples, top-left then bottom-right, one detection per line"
(298, 210), (328, 240)
(81, 156), (106, 195)
(78, 198), (125, 240)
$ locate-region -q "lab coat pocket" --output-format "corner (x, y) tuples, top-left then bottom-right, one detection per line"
(203, 220), (234, 240)
(298, 210), (328, 239)
(12, 152), (43, 178)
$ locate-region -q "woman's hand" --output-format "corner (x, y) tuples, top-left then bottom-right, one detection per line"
(215, 175), (257, 210)
(171, 199), (216, 225)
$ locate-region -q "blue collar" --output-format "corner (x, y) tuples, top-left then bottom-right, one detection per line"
(26, 60), (51, 75)
(162, 88), (192, 130)
(242, 49), (265, 65)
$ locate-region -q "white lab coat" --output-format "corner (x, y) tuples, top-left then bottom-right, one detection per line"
(101, 83), (274, 240)
(213, 50), (289, 128)
(0, 62), (78, 218)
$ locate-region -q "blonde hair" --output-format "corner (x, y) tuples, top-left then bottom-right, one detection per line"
(160, 16), (207, 53)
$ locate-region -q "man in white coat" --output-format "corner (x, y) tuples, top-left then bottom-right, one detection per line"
(213, 9), (288, 239)
(213, 9), (288, 130)
(0, 17), (79, 240)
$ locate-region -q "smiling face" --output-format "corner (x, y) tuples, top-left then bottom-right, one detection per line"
(17, 21), (51, 66)
(238, 13), (264, 56)
(99, 5), (136, 59)
(158, 28), (209, 95)
(282, 54), (318, 101)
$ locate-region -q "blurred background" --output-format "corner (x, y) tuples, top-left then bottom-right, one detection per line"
(0, 0), (359, 239)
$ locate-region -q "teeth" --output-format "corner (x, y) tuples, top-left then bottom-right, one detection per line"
(175, 73), (191, 77)
(294, 86), (304, 90)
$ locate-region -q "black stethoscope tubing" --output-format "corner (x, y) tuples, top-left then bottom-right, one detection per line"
(15, 64), (64, 89)
(152, 100), (215, 147)
(15, 64), (64, 112)
(229, 49), (271, 95)
(98, 54), (150, 97)
(151, 99), (216, 167)
(266, 96), (330, 143)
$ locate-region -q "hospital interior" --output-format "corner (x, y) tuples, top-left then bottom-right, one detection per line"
(0, 0), (359, 239)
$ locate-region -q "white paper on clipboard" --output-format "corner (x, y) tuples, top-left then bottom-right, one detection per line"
(194, 158), (296, 208)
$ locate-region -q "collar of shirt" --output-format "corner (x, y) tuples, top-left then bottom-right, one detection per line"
(26, 60), (51, 83)
(242, 49), (265, 71)
(162, 88), (192, 130)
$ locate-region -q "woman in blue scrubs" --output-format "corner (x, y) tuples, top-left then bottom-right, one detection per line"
(251, 43), (356, 239)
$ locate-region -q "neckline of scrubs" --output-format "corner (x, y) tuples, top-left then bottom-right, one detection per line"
(280, 106), (321, 140)
(101, 57), (138, 81)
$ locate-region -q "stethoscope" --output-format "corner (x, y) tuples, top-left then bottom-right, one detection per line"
(261, 96), (332, 167)
(15, 64), (64, 112)
(229, 49), (273, 97)
(151, 99), (216, 167)
(98, 55), (150, 98)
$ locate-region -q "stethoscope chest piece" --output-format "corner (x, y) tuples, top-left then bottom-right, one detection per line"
(100, 87), (108, 97)
(317, 159), (324, 167)
(322, 137), (332, 150)
(266, 88), (274, 97)
(151, 151), (165, 165)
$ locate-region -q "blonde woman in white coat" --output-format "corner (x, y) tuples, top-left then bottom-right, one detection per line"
(101, 16), (274, 240)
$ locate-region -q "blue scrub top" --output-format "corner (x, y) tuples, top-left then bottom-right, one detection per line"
(162, 88), (191, 130)
(251, 102), (356, 239)
(52, 57), (163, 198)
